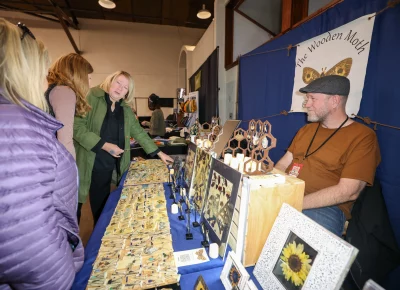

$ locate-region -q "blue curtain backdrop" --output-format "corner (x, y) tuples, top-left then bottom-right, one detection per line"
(238, 0), (400, 287)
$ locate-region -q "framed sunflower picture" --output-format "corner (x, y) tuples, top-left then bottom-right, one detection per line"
(254, 203), (359, 290)
(220, 251), (250, 290)
(271, 232), (318, 289)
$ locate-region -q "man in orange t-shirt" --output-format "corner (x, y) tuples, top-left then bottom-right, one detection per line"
(276, 75), (381, 236)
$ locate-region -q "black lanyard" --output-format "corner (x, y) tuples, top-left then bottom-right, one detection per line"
(304, 116), (349, 160)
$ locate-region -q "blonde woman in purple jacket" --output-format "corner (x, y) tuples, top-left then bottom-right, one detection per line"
(0, 19), (83, 289)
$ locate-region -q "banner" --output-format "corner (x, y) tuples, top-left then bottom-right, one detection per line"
(291, 14), (375, 115)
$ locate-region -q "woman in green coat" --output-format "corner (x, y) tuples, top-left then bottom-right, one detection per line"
(74, 71), (173, 224)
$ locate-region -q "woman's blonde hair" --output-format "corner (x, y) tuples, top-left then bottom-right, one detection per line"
(100, 71), (135, 106)
(0, 18), (50, 111)
(47, 53), (93, 117)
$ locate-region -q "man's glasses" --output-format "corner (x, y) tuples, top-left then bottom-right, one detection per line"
(17, 22), (36, 41)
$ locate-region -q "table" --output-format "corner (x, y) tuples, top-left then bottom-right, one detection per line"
(72, 170), (262, 289)
(130, 143), (188, 159)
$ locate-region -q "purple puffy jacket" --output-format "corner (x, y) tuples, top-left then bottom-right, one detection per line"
(0, 93), (84, 290)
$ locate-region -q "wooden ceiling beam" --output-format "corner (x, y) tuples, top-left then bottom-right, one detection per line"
(281, 0), (292, 32)
(160, 0), (164, 25)
(130, 0), (136, 22)
(64, 0), (79, 26)
(3, 0), (95, 14)
(6, 0), (53, 7)
(23, 11), (60, 23)
(0, 0), (211, 29)
(48, 0), (79, 30)
(0, 3), (61, 23)
(291, 0), (308, 26)
(54, 13), (80, 54)
(19, 0), (55, 16)
(47, 0), (80, 54)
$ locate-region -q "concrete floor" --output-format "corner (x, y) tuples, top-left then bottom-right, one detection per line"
(79, 201), (94, 246)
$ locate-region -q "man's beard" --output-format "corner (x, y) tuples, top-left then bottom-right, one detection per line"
(307, 108), (329, 123)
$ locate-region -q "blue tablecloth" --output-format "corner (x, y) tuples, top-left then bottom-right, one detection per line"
(72, 173), (129, 290)
(72, 171), (262, 289)
(164, 182), (226, 275)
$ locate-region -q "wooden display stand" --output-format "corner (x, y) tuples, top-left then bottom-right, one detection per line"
(229, 169), (305, 267)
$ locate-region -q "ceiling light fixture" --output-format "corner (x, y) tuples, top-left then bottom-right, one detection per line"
(197, 4), (211, 19)
(98, 0), (116, 9)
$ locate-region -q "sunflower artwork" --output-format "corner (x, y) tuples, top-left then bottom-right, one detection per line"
(272, 232), (318, 290)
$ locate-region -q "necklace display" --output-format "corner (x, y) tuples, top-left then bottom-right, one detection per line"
(88, 183), (179, 288)
(304, 116), (349, 160)
(124, 159), (169, 186)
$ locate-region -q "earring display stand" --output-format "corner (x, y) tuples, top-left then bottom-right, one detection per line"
(184, 194), (191, 214)
(185, 211), (193, 240)
(179, 187), (185, 204)
(178, 203), (185, 220)
(222, 119), (277, 175)
(169, 169), (175, 200)
(201, 222), (210, 248)
(192, 204), (200, 227)
(171, 183), (177, 204)
(168, 167), (173, 185)
(195, 117), (223, 153)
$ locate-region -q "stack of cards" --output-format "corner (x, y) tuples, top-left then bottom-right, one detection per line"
(87, 183), (179, 290)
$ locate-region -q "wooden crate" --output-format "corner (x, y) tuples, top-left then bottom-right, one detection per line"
(228, 169), (304, 267)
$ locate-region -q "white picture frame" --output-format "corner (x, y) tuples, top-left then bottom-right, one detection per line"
(243, 280), (258, 290)
(220, 251), (250, 290)
(254, 203), (358, 290)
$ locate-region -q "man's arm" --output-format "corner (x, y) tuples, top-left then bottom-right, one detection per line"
(303, 178), (366, 209)
(275, 151), (293, 172)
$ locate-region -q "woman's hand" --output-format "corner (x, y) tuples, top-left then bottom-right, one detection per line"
(102, 142), (124, 158)
(141, 121), (148, 127)
(157, 151), (174, 165)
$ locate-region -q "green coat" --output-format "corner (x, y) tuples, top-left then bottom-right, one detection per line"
(73, 86), (158, 203)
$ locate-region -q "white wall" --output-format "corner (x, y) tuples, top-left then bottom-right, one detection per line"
(178, 0), (275, 123)
(238, 0), (282, 35)
(215, 0), (228, 123)
(0, 11), (205, 117)
(233, 11), (272, 61)
(226, 65), (239, 120)
(217, 0), (272, 121)
(308, 0), (333, 15)
(189, 20), (215, 78)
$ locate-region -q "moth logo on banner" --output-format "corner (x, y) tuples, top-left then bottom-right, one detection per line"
(291, 14), (376, 115)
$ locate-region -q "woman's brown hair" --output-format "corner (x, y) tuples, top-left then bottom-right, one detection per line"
(47, 53), (93, 117)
